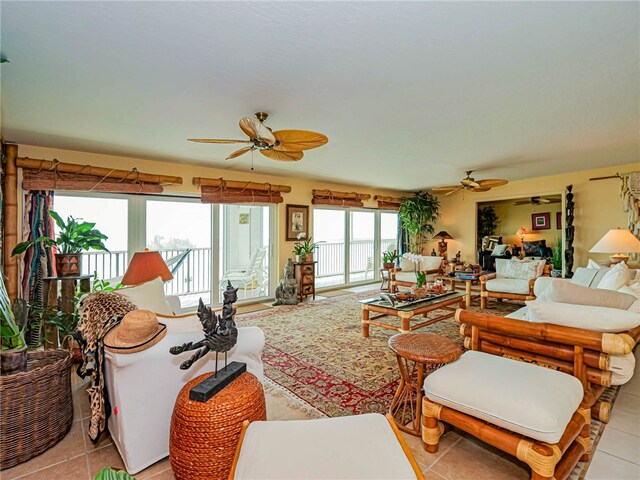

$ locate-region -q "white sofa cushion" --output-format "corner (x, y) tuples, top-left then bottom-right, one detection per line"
(399, 256), (415, 272)
(505, 306), (529, 320)
(526, 301), (640, 333)
(395, 271), (417, 284)
(105, 324), (265, 474)
(504, 260), (539, 280)
(233, 414), (418, 480)
(538, 281), (637, 310)
(400, 255), (442, 272)
(485, 278), (531, 295)
(598, 262), (632, 291)
(610, 352), (636, 385)
(424, 350), (583, 444)
(619, 283), (640, 299)
(116, 277), (173, 315)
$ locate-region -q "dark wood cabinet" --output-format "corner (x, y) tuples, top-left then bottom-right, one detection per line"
(294, 261), (316, 302)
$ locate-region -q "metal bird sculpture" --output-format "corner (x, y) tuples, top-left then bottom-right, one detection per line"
(170, 281), (239, 372)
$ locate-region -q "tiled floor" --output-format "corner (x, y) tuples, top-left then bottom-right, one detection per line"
(3, 285), (639, 479)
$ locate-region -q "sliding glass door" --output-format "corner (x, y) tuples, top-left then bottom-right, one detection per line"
(54, 193), (275, 310)
(314, 207), (398, 289)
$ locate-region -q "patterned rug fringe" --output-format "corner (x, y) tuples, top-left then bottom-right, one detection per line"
(264, 378), (327, 420)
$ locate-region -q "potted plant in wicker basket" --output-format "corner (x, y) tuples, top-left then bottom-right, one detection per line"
(12, 210), (109, 277)
(0, 275), (28, 375)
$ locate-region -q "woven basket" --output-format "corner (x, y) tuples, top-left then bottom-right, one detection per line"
(0, 350), (73, 470)
(170, 371), (266, 480)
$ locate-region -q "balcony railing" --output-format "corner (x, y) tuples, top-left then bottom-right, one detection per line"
(81, 238), (396, 297)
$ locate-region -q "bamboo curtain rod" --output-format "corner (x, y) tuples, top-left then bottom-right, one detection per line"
(312, 189), (371, 208)
(374, 195), (403, 210)
(193, 177), (290, 204)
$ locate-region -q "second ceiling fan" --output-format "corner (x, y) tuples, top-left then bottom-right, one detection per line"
(432, 171), (508, 196)
(188, 112), (328, 162)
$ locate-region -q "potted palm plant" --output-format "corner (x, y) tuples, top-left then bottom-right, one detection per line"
(0, 275), (28, 375)
(12, 210), (109, 277)
(293, 233), (320, 262)
(398, 192), (440, 254)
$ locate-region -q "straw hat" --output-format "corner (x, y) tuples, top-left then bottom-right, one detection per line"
(104, 310), (166, 354)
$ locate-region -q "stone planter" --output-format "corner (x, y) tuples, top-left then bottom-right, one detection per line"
(55, 253), (81, 277)
(383, 262), (395, 269)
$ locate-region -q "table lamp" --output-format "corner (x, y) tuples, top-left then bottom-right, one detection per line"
(515, 227), (528, 245)
(434, 231), (453, 258)
(121, 248), (174, 285)
(589, 228), (640, 264)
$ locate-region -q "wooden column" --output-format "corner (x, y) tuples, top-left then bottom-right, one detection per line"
(3, 144), (19, 301)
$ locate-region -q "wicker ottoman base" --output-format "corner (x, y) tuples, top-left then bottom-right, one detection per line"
(170, 371), (266, 480)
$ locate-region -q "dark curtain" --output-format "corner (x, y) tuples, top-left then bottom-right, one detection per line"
(397, 213), (408, 255)
(21, 191), (55, 304)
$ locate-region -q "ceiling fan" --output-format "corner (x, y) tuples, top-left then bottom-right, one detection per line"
(431, 171), (508, 196)
(513, 196), (561, 206)
(188, 112), (328, 162)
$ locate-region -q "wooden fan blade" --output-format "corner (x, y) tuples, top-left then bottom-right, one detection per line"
(226, 146), (253, 160)
(444, 187), (464, 196)
(461, 179), (480, 188)
(513, 200), (531, 205)
(188, 138), (251, 144)
(239, 117), (276, 144)
(260, 149), (304, 162)
(469, 187), (491, 192)
(476, 179), (508, 188)
(432, 185), (462, 193)
(542, 198), (561, 204)
(272, 130), (329, 151)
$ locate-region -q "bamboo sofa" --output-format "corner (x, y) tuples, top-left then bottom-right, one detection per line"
(479, 258), (552, 308)
(423, 309), (593, 480)
(390, 255), (443, 292)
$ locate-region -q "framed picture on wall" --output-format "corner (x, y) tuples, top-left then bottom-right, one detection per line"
(556, 212), (562, 229)
(286, 204), (309, 240)
(531, 212), (550, 230)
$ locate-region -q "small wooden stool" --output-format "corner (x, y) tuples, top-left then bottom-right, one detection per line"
(170, 371), (266, 480)
(388, 333), (461, 436)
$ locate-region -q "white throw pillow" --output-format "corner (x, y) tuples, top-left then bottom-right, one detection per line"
(538, 281), (636, 310)
(399, 256), (415, 272)
(504, 259), (539, 280)
(116, 277), (173, 315)
(419, 255), (442, 271)
(491, 244), (509, 257)
(618, 283), (640, 299)
(587, 259), (603, 269)
(526, 301), (640, 333)
(597, 262), (632, 291)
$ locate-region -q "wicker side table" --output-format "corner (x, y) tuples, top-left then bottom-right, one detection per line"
(388, 333), (461, 436)
(170, 371), (266, 480)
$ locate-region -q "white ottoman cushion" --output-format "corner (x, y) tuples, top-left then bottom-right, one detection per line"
(485, 278), (530, 295)
(505, 306), (529, 320)
(424, 351), (583, 444)
(233, 414), (418, 480)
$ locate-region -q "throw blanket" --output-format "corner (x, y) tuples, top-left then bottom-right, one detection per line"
(76, 292), (136, 443)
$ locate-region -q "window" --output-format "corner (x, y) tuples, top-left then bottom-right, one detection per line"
(313, 209), (346, 288)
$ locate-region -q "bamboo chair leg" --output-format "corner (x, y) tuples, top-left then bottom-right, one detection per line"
(421, 415), (442, 453)
(480, 294), (487, 309)
(591, 401), (610, 423)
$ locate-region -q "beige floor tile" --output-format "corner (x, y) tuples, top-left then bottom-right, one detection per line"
(12, 455), (89, 480)
(136, 457), (172, 479)
(430, 437), (528, 480)
(147, 470), (177, 480)
(597, 426), (640, 465)
(422, 471), (447, 480)
(87, 444), (125, 477)
(607, 407), (640, 437)
(2, 419), (87, 480)
(615, 392), (640, 415)
(620, 379), (640, 398)
(406, 430), (462, 470)
(585, 451), (640, 479)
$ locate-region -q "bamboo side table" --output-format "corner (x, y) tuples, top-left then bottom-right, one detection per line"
(388, 333), (462, 436)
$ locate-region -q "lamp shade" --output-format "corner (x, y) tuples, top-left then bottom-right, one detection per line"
(434, 231), (453, 240)
(121, 249), (173, 286)
(516, 227), (528, 237)
(589, 228), (640, 254)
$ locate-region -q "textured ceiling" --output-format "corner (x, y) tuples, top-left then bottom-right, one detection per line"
(1, 1), (638, 190)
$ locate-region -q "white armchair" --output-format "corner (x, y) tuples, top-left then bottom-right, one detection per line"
(480, 258), (549, 308)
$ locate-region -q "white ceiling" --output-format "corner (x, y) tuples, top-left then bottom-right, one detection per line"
(1, 1), (638, 190)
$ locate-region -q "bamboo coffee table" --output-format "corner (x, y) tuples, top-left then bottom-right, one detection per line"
(435, 274), (482, 308)
(360, 291), (466, 337)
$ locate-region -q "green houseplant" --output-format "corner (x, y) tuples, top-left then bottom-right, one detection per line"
(398, 192), (440, 254)
(293, 233), (320, 262)
(12, 210), (109, 277)
(477, 206), (500, 249)
(0, 275), (28, 375)
(551, 237), (563, 277)
(382, 249), (399, 269)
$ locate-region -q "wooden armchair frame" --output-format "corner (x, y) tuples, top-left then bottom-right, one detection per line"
(479, 264), (552, 308)
(423, 310), (594, 480)
(457, 309), (639, 423)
